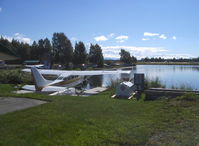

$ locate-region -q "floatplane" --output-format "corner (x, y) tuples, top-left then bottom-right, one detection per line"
(22, 67), (132, 94)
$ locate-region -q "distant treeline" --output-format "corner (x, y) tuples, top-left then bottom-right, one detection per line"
(0, 32), (138, 68)
(0, 32), (104, 68)
(140, 57), (199, 62)
(1, 32), (198, 67)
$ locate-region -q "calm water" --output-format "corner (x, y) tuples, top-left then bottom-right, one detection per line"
(83, 65), (199, 90)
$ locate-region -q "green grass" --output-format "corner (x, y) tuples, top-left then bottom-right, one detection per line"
(1, 84), (199, 145)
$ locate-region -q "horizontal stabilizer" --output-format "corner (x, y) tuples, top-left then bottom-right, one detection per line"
(22, 85), (66, 93)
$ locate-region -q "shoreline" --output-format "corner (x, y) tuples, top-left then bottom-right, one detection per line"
(136, 62), (199, 65)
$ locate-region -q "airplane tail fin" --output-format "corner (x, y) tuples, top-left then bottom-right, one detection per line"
(31, 67), (50, 91)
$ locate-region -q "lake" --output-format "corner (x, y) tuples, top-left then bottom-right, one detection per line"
(84, 65), (199, 90)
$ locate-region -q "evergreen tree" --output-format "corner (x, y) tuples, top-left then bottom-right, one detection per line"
(38, 39), (45, 60)
(73, 41), (87, 65)
(30, 41), (39, 59)
(43, 38), (52, 60)
(131, 55), (137, 63)
(20, 42), (31, 61)
(52, 33), (73, 66)
(89, 44), (104, 67)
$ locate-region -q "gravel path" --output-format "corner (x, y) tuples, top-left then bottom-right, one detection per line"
(0, 97), (47, 115)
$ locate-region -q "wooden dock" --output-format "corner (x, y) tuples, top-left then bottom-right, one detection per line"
(145, 88), (199, 100)
(83, 87), (107, 95)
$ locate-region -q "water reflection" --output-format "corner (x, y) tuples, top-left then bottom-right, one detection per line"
(79, 65), (199, 90)
(134, 65), (199, 90)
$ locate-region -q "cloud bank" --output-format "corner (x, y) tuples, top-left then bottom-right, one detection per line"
(101, 45), (193, 60)
(1, 33), (32, 44)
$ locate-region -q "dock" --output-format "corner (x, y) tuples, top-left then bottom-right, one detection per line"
(145, 88), (199, 100)
(50, 87), (107, 96)
(83, 87), (107, 95)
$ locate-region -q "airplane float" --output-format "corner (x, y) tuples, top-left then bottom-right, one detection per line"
(22, 67), (132, 94)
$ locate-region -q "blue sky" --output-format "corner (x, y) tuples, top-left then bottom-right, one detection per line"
(0, 0), (199, 59)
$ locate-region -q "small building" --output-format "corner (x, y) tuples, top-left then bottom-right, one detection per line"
(23, 60), (41, 65)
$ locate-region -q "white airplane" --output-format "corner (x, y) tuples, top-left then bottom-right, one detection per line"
(22, 67), (132, 93)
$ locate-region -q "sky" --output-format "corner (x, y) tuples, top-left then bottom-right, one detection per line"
(0, 0), (199, 59)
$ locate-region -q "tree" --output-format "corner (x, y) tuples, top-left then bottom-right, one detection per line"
(42, 38), (52, 61)
(89, 44), (104, 67)
(131, 55), (137, 63)
(73, 41), (87, 65)
(52, 33), (73, 66)
(30, 41), (39, 59)
(37, 39), (45, 60)
(119, 49), (132, 64)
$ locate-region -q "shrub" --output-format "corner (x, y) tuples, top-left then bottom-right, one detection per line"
(0, 69), (33, 85)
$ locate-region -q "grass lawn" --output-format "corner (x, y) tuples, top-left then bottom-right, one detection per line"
(0, 84), (199, 145)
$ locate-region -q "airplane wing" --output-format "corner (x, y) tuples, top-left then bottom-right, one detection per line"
(22, 69), (131, 77)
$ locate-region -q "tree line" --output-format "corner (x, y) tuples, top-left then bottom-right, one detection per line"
(140, 57), (199, 62)
(0, 32), (138, 68)
(0, 32), (105, 68)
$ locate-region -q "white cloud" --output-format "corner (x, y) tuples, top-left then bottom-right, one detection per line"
(2, 35), (12, 42)
(0, 8), (2, 12)
(159, 34), (167, 40)
(143, 32), (169, 40)
(14, 33), (32, 44)
(94, 35), (108, 41)
(108, 33), (115, 38)
(1, 33), (32, 44)
(115, 35), (128, 40)
(101, 45), (194, 59)
(154, 54), (194, 59)
(101, 45), (168, 59)
(172, 36), (177, 40)
(144, 32), (159, 37)
(115, 35), (128, 43)
(142, 38), (149, 41)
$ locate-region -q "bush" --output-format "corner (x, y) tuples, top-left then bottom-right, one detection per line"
(0, 69), (33, 85)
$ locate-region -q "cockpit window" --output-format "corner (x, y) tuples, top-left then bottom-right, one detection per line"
(57, 76), (64, 80)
